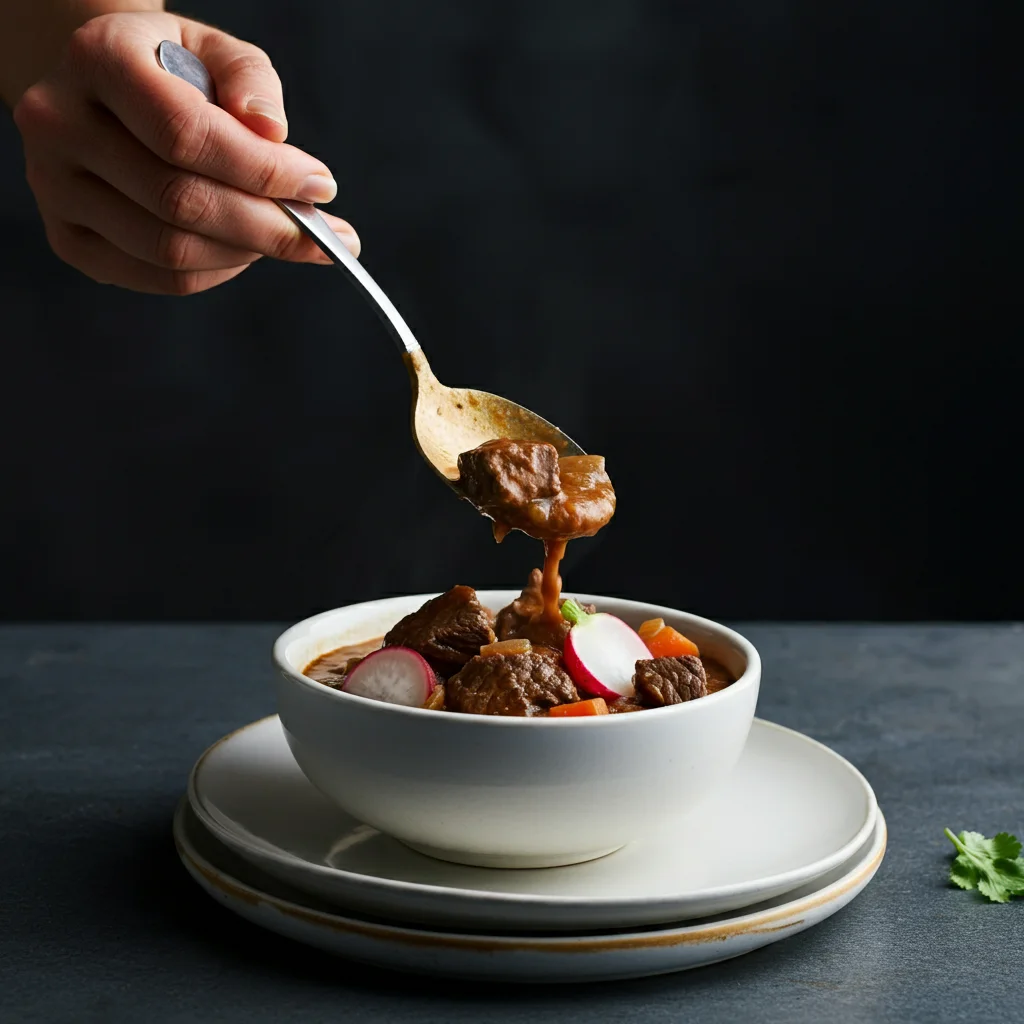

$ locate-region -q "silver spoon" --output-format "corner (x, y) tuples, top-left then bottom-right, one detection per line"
(157, 40), (584, 488)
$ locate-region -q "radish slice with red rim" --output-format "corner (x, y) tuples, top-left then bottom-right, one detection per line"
(341, 647), (436, 707)
(561, 600), (650, 700)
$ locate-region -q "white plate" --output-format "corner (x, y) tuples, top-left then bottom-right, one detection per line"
(174, 799), (887, 983)
(188, 716), (877, 931)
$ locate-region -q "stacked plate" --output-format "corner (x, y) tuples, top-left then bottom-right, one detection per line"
(177, 715), (885, 982)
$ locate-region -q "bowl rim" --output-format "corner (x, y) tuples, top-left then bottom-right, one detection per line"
(272, 591), (761, 727)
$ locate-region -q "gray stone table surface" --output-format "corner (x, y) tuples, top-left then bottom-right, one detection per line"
(2, 624), (1023, 1023)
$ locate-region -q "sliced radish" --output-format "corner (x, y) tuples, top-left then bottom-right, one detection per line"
(341, 647), (436, 707)
(561, 600), (651, 700)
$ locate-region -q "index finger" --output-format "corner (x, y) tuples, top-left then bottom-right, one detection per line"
(78, 22), (337, 204)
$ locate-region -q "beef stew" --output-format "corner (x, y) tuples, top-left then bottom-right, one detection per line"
(304, 579), (736, 716)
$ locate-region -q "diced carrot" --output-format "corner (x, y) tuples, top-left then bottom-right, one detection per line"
(638, 618), (700, 658)
(549, 697), (609, 718)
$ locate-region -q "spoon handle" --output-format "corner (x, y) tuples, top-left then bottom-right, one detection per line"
(274, 199), (421, 355)
(156, 40), (421, 356)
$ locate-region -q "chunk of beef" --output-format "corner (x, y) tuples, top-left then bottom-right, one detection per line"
(634, 655), (708, 707)
(495, 569), (596, 650)
(457, 441), (616, 543)
(447, 652), (578, 716)
(457, 440), (561, 519)
(384, 586), (495, 668)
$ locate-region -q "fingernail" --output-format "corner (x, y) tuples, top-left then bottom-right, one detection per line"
(298, 173), (337, 204)
(245, 96), (287, 127)
(336, 228), (360, 257)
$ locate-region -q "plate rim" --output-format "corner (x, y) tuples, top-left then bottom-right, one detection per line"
(187, 714), (878, 916)
(174, 798), (888, 952)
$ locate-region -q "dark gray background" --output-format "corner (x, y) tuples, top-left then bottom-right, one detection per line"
(3, 622), (1022, 1021)
(1, 1), (1017, 622)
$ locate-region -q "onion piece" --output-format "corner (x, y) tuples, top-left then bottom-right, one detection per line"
(480, 638), (533, 657)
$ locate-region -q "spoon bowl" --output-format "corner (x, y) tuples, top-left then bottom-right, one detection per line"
(404, 350), (584, 489)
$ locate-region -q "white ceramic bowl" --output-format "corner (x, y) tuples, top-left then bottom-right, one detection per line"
(272, 591), (761, 869)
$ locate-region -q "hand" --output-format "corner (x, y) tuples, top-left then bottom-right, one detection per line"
(12, 11), (359, 294)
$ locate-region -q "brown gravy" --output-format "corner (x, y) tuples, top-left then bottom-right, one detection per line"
(304, 637), (383, 686)
(456, 440), (616, 621)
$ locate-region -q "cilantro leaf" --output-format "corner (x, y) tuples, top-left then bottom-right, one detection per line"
(959, 830), (1023, 862)
(948, 855), (980, 892)
(945, 828), (1024, 903)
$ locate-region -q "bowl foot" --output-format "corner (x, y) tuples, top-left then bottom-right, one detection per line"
(398, 840), (626, 870)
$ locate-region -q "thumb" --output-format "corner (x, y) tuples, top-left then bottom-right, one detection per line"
(183, 24), (289, 142)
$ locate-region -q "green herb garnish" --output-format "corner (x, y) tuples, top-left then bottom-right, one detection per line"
(945, 828), (1024, 903)
(560, 599), (590, 625)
